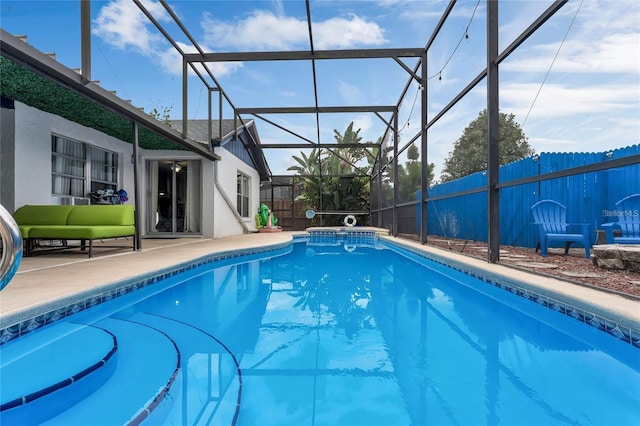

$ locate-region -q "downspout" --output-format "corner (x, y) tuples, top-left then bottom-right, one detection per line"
(213, 161), (250, 234)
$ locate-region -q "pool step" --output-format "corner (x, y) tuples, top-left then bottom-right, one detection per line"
(0, 312), (239, 425)
(128, 312), (241, 425)
(37, 316), (180, 425)
(0, 322), (118, 424)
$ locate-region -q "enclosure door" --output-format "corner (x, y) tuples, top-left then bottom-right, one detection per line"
(147, 160), (201, 235)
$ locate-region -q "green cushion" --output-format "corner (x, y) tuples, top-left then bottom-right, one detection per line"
(67, 205), (135, 226)
(29, 225), (135, 240)
(13, 205), (74, 226)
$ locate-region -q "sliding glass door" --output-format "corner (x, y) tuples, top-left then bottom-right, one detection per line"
(147, 160), (201, 235)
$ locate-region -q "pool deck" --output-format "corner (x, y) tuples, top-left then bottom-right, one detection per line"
(1, 231), (639, 336)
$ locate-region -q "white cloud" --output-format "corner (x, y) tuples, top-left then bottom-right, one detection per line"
(576, 0), (640, 33)
(351, 114), (374, 136)
(93, 0), (168, 54)
(202, 11), (308, 50)
(502, 82), (638, 118)
(495, 1), (639, 158)
(94, 1), (243, 78)
(156, 42), (244, 78)
(202, 10), (386, 51)
(504, 33), (640, 74)
(312, 14), (387, 49)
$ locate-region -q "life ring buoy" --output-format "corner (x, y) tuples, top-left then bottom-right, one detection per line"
(343, 215), (357, 227)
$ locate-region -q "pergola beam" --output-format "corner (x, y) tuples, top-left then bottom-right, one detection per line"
(236, 106), (396, 115)
(259, 143), (380, 149)
(184, 48), (424, 63)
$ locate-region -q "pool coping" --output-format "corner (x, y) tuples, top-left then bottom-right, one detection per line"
(1, 230), (638, 349)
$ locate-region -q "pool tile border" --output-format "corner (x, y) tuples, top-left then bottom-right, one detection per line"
(0, 242), (291, 345)
(382, 238), (640, 349)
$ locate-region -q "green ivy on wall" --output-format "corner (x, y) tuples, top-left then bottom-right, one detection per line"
(0, 55), (186, 151)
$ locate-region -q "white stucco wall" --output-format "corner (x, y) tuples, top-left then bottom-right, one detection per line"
(13, 102), (135, 210)
(7, 101), (261, 240)
(0, 104), (16, 212)
(212, 146), (261, 238)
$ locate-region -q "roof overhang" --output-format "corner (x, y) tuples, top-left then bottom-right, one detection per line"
(0, 29), (220, 162)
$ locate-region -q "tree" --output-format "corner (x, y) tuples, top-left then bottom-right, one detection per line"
(149, 105), (173, 126)
(330, 122), (369, 175)
(288, 122), (372, 225)
(288, 149), (322, 213)
(396, 144), (435, 202)
(440, 109), (534, 182)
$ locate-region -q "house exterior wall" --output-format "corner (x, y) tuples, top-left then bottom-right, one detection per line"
(139, 149), (224, 238)
(2, 100), (260, 240)
(212, 146), (260, 237)
(12, 102), (135, 209)
(0, 100), (16, 213)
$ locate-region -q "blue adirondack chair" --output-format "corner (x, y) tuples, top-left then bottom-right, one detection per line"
(602, 194), (640, 244)
(531, 199), (591, 259)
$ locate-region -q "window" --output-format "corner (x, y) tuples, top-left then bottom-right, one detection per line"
(51, 136), (85, 197)
(237, 171), (250, 217)
(52, 135), (119, 198)
(89, 145), (119, 193)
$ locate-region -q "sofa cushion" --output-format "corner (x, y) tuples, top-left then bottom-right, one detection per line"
(67, 205), (135, 226)
(29, 225), (135, 240)
(13, 205), (75, 227)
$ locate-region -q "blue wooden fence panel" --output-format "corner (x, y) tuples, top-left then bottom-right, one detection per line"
(424, 172), (488, 241)
(598, 145), (640, 225)
(499, 157), (539, 247)
(418, 144), (639, 248)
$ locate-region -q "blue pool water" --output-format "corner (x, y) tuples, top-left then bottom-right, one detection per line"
(1, 238), (639, 425)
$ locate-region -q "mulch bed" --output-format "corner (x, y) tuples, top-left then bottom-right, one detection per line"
(398, 234), (640, 298)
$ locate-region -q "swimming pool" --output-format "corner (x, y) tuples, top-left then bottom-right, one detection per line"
(1, 234), (639, 425)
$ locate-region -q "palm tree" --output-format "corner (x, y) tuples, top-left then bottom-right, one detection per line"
(288, 148), (322, 214)
(288, 122), (373, 225)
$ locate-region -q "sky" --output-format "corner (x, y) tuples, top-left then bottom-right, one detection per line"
(1, 0), (638, 179)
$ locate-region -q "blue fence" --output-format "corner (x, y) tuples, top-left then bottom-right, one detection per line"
(418, 144), (640, 248)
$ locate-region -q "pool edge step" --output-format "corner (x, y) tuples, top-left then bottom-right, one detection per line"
(0, 323), (118, 421)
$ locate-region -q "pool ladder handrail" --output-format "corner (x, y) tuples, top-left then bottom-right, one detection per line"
(0, 204), (22, 291)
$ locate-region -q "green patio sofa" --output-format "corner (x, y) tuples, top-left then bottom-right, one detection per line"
(13, 204), (136, 258)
